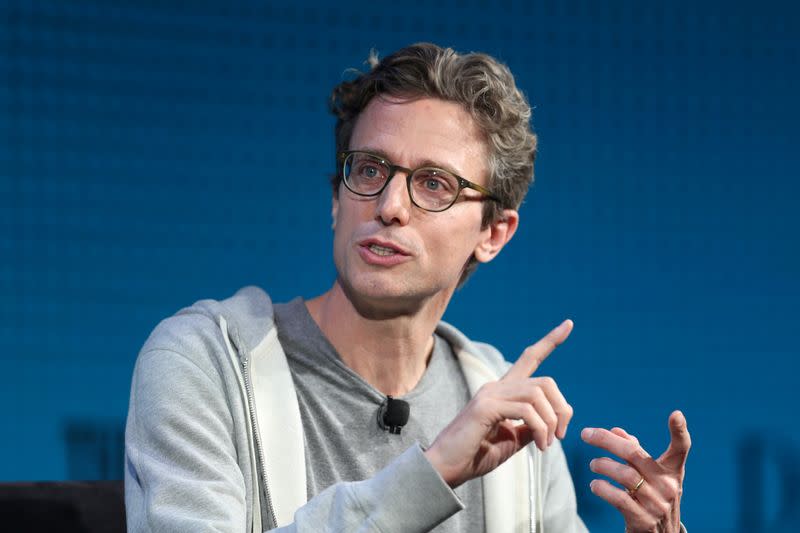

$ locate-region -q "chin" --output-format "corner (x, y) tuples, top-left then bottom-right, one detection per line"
(338, 272), (454, 319)
(347, 275), (414, 303)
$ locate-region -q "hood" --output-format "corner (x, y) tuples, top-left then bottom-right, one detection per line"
(175, 285), (275, 363)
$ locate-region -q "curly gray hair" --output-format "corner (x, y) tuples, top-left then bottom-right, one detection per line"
(329, 43), (537, 283)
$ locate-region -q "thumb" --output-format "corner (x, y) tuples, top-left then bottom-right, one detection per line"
(660, 410), (691, 471)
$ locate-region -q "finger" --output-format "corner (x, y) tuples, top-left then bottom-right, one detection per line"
(610, 427), (639, 445)
(504, 319), (573, 381)
(490, 378), (571, 443)
(589, 479), (654, 528)
(532, 376), (573, 439)
(499, 400), (550, 451)
(659, 410), (691, 471)
(589, 457), (645, 493)
(581, 427), (659, 478)
(529, 388), (558, 446)
(589, 457), (672, 518)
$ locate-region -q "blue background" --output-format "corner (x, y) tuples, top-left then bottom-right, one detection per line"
(1, 1), (798, 532)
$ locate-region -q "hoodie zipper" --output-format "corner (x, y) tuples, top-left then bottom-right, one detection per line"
(528, 448), (537, 533)
(242, 353), (278, 529)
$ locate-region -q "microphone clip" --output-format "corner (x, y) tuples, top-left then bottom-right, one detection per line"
(378, 395), (410, 435)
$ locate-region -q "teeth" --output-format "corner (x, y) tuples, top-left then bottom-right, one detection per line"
(369, 244), (396, 256)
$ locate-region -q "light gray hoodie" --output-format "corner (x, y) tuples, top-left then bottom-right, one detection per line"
(125, 286), (587, 532)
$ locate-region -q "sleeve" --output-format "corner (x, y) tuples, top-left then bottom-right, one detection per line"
(125, 349), (463, 533)
(270, 444), (463, 533)
(125, 348), (250, 532)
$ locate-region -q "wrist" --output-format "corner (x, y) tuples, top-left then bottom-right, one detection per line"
(423, 444), (460, 488)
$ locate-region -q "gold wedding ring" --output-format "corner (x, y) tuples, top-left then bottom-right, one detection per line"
(627, 476), (645, 495)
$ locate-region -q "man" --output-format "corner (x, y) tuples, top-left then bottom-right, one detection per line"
(125, 43), (690, 532)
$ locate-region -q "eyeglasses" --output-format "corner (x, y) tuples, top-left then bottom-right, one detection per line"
(338, 150), (500, 212)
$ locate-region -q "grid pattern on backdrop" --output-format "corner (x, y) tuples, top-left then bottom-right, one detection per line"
(2, 2), (799, 532)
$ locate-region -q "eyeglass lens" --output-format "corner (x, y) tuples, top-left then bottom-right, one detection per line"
(344, 152), (460, 211)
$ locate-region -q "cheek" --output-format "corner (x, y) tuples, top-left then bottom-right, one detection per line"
(425, 214), (483, 264)
(332, 199), (364, 257)
(332, 212), (351, 258)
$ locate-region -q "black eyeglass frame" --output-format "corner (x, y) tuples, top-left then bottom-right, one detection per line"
(338, 150), (501, 213)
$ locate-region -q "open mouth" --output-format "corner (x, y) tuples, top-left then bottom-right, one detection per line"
(367, 244), (398, 256)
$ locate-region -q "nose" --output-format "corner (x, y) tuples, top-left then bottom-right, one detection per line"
(375, 172), (411, 226)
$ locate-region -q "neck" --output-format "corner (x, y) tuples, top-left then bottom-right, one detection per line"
(306, 282), (454, 396)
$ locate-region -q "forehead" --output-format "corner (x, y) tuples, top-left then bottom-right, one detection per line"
(349, 96), (489, 183)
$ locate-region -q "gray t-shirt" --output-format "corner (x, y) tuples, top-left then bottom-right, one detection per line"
(273, 298), (484, 532)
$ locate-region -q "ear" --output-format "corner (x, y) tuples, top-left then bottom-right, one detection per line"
(473, 209), (519, 263)
(331, 191), (339, 230)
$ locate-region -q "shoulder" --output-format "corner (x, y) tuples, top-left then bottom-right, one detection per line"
(136, 285), (277, 380)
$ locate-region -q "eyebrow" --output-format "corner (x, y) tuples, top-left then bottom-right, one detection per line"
(357, 147), (466, 178)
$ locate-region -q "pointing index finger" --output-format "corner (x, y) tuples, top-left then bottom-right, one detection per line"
(504, 319), (573, 381)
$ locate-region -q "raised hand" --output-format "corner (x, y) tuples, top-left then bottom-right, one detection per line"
(582, 411), (691, 533)
(424, 319), (574, 488)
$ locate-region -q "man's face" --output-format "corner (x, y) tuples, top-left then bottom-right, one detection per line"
(331, 96), (515, 315)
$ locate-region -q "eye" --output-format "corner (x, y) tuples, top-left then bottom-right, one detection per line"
(423, 177), (443, 191)
(413, 170), (456, 194)
(360, 164), (381, 178)
(352, 159), (387, 181)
